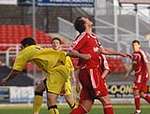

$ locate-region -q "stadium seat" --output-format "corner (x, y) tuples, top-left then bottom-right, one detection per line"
(0, 25), (52, 51)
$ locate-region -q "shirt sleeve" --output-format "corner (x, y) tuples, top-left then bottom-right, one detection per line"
(140, 50), (148, 63)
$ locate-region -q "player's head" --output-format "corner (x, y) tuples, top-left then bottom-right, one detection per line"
(74, 16), (93, 33)
(20, 37), (36, 49)
(51, 37), (61, 50)
(132, 40), (141, 52)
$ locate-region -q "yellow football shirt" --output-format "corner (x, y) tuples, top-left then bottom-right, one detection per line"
(13, 45), (66, 73)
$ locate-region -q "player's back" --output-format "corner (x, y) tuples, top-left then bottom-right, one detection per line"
(32, 47), (66, 72)
(13, 45), (66, 74)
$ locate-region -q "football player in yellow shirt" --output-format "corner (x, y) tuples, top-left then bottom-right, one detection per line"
(33, 37), (76, 114)
(0, 37), (90, 114)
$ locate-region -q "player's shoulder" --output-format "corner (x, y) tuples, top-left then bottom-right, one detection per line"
(74, 32), (87, 41)
(24, 45), (42, 51)
(19, 45), (38, 54)
(139, 49), (147, 56)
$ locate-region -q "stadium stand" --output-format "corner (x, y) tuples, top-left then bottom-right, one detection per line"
(0, 25), (52, 51)
(107, 57), (126, 73)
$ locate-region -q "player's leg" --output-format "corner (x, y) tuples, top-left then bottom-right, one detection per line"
(133, 88), (141, 114)
(46, 69), (67, 114)
(140, 85), (150, 103)
(91, 67), (114, 114)
(141, 92), (150, 103)
(64, 79), (77, 109)
(70, 99), (93, 114)
(96, 79), (114, 114)
(98, 95), (114, 114)
(47, 92), (59, 114)
(70, 69), (94, 114)
(64, 95), (76, 109)
(33, 79), (46, 114)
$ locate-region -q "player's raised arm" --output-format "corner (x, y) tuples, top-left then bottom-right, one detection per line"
(94, 46), (128, 57)
(0, 37), (37, 86)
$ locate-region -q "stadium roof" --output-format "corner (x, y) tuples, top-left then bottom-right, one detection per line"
(119, 0), (150, 4)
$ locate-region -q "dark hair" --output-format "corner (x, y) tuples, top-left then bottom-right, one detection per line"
(20, 37), (36, 47)
(51, 37), (62, 44)
(132, 40), (140, 45)
(74, 17), (85, 34)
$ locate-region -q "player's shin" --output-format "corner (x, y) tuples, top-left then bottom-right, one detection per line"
(103, 104), (114, 114)
(33, 91), (43, 114)
(134, 95), (141, 112)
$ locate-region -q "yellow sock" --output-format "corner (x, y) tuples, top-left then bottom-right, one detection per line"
(33, 95), (43, 114)
(48, 108), (59, 114)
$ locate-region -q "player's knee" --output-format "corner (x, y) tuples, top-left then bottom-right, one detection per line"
(100, 96), (111, 105)
(35, 82), (45, 92)
(48, 105), (59, 114)
(80, 100), (93, 112)
(34, 91), (44, 96)
(35, 86), (45, 93)
(134, 91), (140, 96)
(140, 92), (145, 98)
(48, 105), (57, 110)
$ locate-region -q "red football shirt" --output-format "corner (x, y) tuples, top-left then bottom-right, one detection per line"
(99, 54), (110, 72)
(132, 49), (149, 83)
(72, 32), (101, 69)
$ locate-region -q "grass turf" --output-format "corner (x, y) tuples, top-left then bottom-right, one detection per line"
(0, 104), (149, 114)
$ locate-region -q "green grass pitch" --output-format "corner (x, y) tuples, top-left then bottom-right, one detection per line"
(0, 104), (149, 114)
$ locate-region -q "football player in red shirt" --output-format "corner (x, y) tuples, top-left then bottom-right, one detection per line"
(70, 16), (127, 114)
(125, 40), (150, 114)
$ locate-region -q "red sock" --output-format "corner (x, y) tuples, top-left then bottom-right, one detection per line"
(103, 104), (114, 114)
(134, 95), (140, 111)
(70, 105), (87, 114)
(143, 94), (150, 103)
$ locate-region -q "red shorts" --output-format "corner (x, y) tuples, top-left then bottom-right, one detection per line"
(79, 67), (108, 102)
(133, 82), (148, 93)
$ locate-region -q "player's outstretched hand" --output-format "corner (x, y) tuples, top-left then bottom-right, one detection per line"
(118, 53), (132, 58)
(0, 79), (7, 86)
(119, 53), (127, 57)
